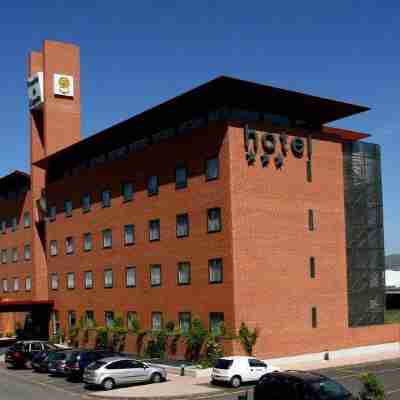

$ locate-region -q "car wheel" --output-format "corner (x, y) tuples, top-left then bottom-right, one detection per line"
(151, 373), (162, 383)
(102, 378), (115, 391)
(25, 360), (32, 369)
(230, 375), (242, 388)
(211, 379), (219, 386)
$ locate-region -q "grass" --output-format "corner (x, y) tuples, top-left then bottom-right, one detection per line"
(384, 309), (400, 324)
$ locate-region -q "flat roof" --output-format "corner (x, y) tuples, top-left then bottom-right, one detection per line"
(34, 76), (369, 170)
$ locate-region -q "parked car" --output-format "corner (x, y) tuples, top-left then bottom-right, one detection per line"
(254, 371), (355, 400)
(211, 356), (280, 388)
(48, 350), (75, 375)
(5, 341), (56, 368)
(83, 357), (167, 390)
(33, 349), (65, 373)
(64, 350), (121, 381)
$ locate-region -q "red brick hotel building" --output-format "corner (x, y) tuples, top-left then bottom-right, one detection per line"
(0, 40), (396, 359)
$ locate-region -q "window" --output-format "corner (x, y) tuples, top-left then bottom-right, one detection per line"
(176, 214), (189, 238)
(209, 258), (223, 283)
(175, 165), (188, 189)
(308, 209), (315, 231)
(150, 265), (161, 287)
(51, 273), (59, 290)
(209, 312), (224, 334)
(208, 208), (222, 233)
(11, 248), (18, 263)
(148, 175), (159, 196)
(1, 249), (7, 264)
(67, 272), (75, 289)
(101, 189), (112, 208)
(64, 200), (73, 217)
(82, 194), (91, 213)
(48, 205), (56, 222)
(149, 219), (160, 241)
(127, 311), (138, 331)
(68, 311), (77, 328)
(179, 312), (191, 333)
(177, 262), (191, 285)
(51, 311), (60, 336)
(124, 224), (135, 246)
(104, 268), (113, 288)
(126, 266), (136, 288)
(102, 229), (112, 248)
(13, 278), (19, 292)
(65, 237), (74, 254)
(1, 220), (6, 234)
(83, 233), (92, 252)
(312, 307), (317, 328)
(25, 276), (32, 291)
(206, 156), (219, 181)
(11, 216), (17, 232)
(2, 279), (8, 292)
(307, 160), (312, 182)
(105, 311), (114, 328)
(84, 271), (93, 289)
(310, 257), (316, 279)
(151, 312), (162, 330)
(23, 212), (31, 228)
(85, 311), (95, 327)
(122, 182), (134, 202)
(24, 244), (31, 261)
(50, 240), (58, 256)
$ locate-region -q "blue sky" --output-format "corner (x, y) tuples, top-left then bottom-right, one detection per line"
(0, 1), (398, 254)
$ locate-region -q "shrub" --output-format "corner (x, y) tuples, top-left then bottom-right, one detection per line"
(146, 329), (168, 359)
(184, 317), (208, 361)
(170, 327), (182, 355)
(110, 314), (128, 352)
(96, 326), (109, 348)
(238, 322), (259, 356)
(358, 372), (385, 400)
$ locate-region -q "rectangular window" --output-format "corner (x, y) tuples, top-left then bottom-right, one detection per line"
(11, 216), (17, 232)
(102, 229), (112, 248)
(206, 156), (219, 181)
(67, 272), (75, 289)
(48, 205), (56, 222)
(11, 248), (18, 263)
(124, 224), (135, 246)
(104, 268), (113, 288)
(82, 194), (91, 213)
(179, 312), (191, 333)
(68, 311), (77, 328)
(64, 200), (73, 217)
(177, 262), (191, 285)
(175, 165), (188, 189)
(2, 279), (8, 292)
(83, 233), (92, 252)
(51, 273), (59, 290)
(101, 189), (112, 208)
(84, 271), (93, 289)
(150, 264), (161, 287)
(209, 258), (223, 284)
(126, 266), (136, 288)
(122, 182), (134, 202)
(1, 249), (7, 264)
(24, 244), (31, 261)
(310, 257), (316, 279)
(23, 212), (31, 228)
(308, 209), (315, 231)
(312, 307), (317, 328)
(1, 220), (6, 234)
(65, 237), (74, 254)
(307, 160), (312, 183)
(149, 219), (160, 241)
(209, 312), (224, 334)
(13, 278), (19, 292)
(127, 311), (138, 331)
(85, 311), (95, 328)
(105, 311), (114, 328)
(151, 312), (162, 330)
(50, 240), (58, 256)
(208, 208), (222, 233)
(147, 175), (159, 196)
(25, 276), (32, 291)
(176, 214), (189, 238)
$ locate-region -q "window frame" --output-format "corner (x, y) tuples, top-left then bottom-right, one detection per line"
(150, 264), (162, 287)
(207, 207), (222, 233)
(205, 156), (219, 181)
(101, 189), (112, 208)
(23, 212), (31, 228)
(48, 205), (57, 222)
(209, 312), (224, 334)
(176, 213), (189, 238)
(24, 244), (31, 261)
(50, 240), (58, 257)
(67, 272), (75, 290)
(149, 219), (160, 242)
(124, 224), (135, 246)
(104, 268), (113, 289)
(64, 200), (73, 217)
(102, 229), (112, 249)
(82, 193), (91, 213)
(208, 258), (223, 284)
(151, 312), (163, 330)
(147, 175), (159, 196)
(126, 266), (136, 288)
(65, 236), (74, 255)
(83, 232), (93, 252)
(50, 273), (59, 290)
(178, 312), (192, 333)
(122, 182), (134, 203)
(25, 276), (32, 292)
(177, 262), (191, 286)
(175, 164), (188, 190)
(11, 247), (18, 263)
(105, 311), (115, 328)
(84, 270), (94, 289)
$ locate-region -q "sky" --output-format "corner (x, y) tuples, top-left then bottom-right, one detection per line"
(0, 1), (398, 254)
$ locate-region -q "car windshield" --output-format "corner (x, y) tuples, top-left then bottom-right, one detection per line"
(87, 361), (107, 370)
(214, 359), (234, 369)
(311, 379), (350, 400)
(10, 343), (24, 351)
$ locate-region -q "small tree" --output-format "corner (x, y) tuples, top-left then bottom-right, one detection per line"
(96, 326), (109, 349)
(184, 317), (208, 361)
(146, 328), (168, 359)
(358, 373), (385, 400)
(238, 322), (259, 356)
(110, 314), (128, 352)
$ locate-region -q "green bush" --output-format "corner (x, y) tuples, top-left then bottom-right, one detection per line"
(146, 329), (168, 358)
(184, 317), (208, 361)
(110, 314), (128, 352)
(358, 372), (385, 400)
(238, 322), (259, 356)
(96, 326), (109, 348)
(5, 331), (14, 338)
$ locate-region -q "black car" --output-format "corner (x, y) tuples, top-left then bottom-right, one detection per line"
(5, 341), (56, 368)
(254, 371), (354, 400)
(32, 349), (64, 373)
(64, 350), (121, 381)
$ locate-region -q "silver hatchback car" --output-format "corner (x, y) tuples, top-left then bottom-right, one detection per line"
(83, 357), (167, 390)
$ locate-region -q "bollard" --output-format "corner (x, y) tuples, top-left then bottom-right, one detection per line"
(180, 364), (185, 376)
(324, 350), (330, 361)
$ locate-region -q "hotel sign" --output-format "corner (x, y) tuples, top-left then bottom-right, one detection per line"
(54, 74), (74, 97)
(27, 72), (44, 110)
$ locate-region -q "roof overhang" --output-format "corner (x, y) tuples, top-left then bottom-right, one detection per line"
(0, 170), (30, 193)
(0, 299), (54, 312)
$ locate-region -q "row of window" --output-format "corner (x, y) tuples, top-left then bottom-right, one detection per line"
(48, 209), (222, 256)
(1, 244), (31, 264)
(48, 259), (223, 290)
(1, 276), (31, 292)
(0, 212), (31, 234)
(47, 157), (219, 221)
